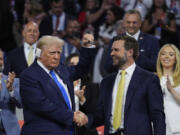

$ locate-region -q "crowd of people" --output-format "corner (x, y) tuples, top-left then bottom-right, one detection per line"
(0, 0), (180, 135)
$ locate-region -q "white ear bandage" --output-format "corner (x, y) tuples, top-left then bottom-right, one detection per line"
(35, 48), (42, 58)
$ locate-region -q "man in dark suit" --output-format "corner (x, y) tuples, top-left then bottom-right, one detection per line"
(105, 9), (160, 73)
(3, 21), (40, 77)
(39, 0), (70, 37)
(88, 35), (165, 135)
(20, 34), (96, 135)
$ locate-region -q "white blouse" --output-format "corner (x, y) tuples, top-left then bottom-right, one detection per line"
(161, 76), (180, 133)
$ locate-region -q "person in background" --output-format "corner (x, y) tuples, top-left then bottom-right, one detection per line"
(3, 21), (39, 78)
(0, 71), (21, 135)
(0, 50), (4, 73)
(157, 44), (180, 135)
(141, 0), (178, 47)
(39, 0), (71, 38)
(105, 9), (160, 73)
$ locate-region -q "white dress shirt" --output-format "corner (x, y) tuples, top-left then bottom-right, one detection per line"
(52, 12), (66, 31)
(37, 60), (72, 109)
(160, 76), (180, 134)
(126, 30), (140, 41)
(109, 63), (136, 133)
(24, 42), (37, 63)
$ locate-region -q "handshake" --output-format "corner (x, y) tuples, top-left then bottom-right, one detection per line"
(73, 111), (88, 127)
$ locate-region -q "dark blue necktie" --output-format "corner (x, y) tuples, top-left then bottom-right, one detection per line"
(50, 70), (71, 110)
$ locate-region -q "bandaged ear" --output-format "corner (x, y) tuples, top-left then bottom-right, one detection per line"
(35, 48), (42, 58)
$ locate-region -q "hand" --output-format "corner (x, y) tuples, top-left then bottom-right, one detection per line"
(82, 33), (95, 47)
(167, 75), (173, 93)
(75, 86), (86, 103)
(6, 72), (16, 91)
(73, 111), (88, 127)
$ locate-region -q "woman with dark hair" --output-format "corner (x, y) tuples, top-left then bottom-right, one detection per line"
(141, 0), (178, 48)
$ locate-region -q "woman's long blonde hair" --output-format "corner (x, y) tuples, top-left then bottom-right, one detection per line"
(157, 44), (180, 87)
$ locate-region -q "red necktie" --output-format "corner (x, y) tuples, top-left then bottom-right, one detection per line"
(55, 16), (60, 31)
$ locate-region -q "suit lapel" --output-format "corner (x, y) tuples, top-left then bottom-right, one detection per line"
(138, 32), (144, 48)
(19, 46), (28, 68)
(34, 62), (70, 108)
(124, 66), (142, 115)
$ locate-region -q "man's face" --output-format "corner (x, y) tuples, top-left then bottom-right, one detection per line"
(22, 22), (39, 45)
(51, 1), (64, 17)
(66, 20), (80, 36)
(0, 51), (3, 72)
(111, 40), (128, 68)
(123, 13), (142, 35)
(40, 44), (62, 70)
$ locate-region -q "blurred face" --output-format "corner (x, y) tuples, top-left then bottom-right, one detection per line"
(40, 44), (62, 70)
(111, 40), (128, 68)
(155, 0), (165, 8)
(82, 33), (94, 45)
(160, 46), (176, 70)
(69, 56), (79, 66)
(66, 20), (80, 35)
(106, 10), (116, 24)
(123, 13), (142, 35)
(0, 51), (3, 71)
(51, 1), (64, 17)
(86, 0), (96, 10)
(22, 22), (39, 45)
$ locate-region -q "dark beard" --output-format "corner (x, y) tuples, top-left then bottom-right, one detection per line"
(117, 57), (126, 69)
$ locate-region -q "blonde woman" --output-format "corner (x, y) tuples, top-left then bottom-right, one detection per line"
(157, 44), (180, 135)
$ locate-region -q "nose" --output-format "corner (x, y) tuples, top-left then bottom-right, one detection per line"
(54, 52), (60, 59)
(110, 50), (114, 56)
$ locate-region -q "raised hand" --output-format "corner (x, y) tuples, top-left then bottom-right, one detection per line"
(73, 111), (88, 127)
(6, 72), (16, 91)
(75, 85), (86, 103)
(82, 33), (95, 48)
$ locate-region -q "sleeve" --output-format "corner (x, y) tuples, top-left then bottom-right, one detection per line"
(147, 75), (166, 135)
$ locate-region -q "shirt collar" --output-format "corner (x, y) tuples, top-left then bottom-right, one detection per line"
(24, 42), (37, 49)
(118, 63), (136, 77)
(126, 30), (140, 41)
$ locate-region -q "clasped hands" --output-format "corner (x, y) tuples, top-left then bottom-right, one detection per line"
(73, 111), (88, 127)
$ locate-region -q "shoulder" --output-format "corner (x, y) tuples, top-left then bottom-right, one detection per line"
(101, 72), (117, 84)
(7, 47), (23, 57)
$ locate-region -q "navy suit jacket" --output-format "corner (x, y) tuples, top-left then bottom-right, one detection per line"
(20, 47), (96, 135)
(104, 32), (160, 73)
(88, 66), (165, 135)
(3, 46), (28, 77)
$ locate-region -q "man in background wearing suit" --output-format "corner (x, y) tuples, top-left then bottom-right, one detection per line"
(88, 35), (165, 135)
(105, 9), (160, 73)
(20, 34), (96, 135)
(3, 21), (39, 77)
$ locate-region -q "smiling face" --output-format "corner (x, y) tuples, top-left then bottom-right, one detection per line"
(22, 22), (39, 45)
(123, 13), (141, 35)
(111, 40), (129, 69)
(160, 46), (176, 70)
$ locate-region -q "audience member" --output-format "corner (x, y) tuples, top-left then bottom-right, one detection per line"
(92, 6), (124, 83)
(105, 9), (160, 73)
(142, 0), (178, 47)
(0, 72), (21, 135)
(88, 35), (165, 135)
(0, 50), (4, 73)
(39, 0), (71, 37)
(3, 21), (39, 77)
(60, 19), (81, 63)
(20, 33), (96, 135)
(120, 0), (153, 19)
(157, 44), (180, 135)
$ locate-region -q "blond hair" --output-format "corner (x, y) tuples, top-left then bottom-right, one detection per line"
(157, 44), (180, 87)
(37, 36), (64, 50)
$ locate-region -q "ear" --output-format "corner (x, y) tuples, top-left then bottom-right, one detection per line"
(127, 49), (134, 57)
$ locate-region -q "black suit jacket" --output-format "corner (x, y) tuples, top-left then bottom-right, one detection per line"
(3, 46), (28, 77)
